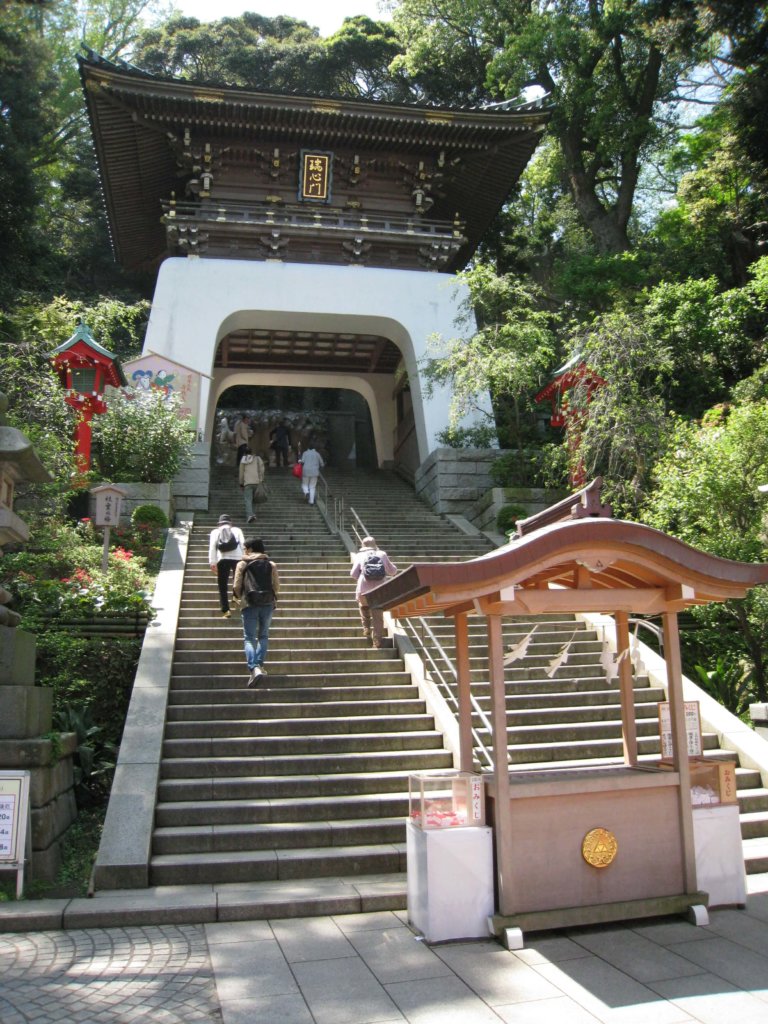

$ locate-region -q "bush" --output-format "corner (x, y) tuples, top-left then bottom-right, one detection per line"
(490, 450), (545, 487)
(92, 390), (194, 483)
(131, 503), (169, 528)
(496, 504), (528, 534)
(435, 423), (498, 448)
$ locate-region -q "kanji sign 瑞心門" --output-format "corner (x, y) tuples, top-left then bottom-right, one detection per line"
(299, 151), (332, 203)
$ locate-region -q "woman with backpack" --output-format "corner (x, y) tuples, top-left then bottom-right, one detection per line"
(208, 514), (245, 618)
(350, 535), (398, 648)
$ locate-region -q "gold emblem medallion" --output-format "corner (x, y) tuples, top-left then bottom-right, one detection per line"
(582, 827), (618, 868)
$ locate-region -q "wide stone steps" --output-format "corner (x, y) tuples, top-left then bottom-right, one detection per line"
(155, 792), (408, 827)
(160, 748), (451, 779)
(149, 844), (405, 886)
(162, 730), (446, 758)
(153, 817), (406, 855)
(166, 699), (427, 721)
(165, 714), (434, 738)
(156, 768), (430, 802)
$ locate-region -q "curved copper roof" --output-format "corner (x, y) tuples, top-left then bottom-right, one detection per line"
(368, 518), (768, 618)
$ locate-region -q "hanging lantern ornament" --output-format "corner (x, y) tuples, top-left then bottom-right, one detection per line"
(51, 323), (127, 475)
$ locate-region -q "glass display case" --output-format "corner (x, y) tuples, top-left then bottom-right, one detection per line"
(657, 757), (738, 806)
(409, 771), (485, 829)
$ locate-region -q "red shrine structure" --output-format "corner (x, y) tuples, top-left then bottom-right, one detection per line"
(535, 354), (605, 485)
(51, 323), (127, 474)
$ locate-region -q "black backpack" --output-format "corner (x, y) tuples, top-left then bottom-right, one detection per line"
(217, 525), (238, 552)
(362, 551), (386, 580)
(242, 558), (275, 606)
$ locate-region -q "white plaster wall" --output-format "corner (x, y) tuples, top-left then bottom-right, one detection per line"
(143, 258), (472, 465)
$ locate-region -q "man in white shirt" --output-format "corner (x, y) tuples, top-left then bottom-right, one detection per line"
(208, 514), (245, 617)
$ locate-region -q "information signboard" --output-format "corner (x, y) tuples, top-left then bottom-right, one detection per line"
(658, 701), (703, 759)
(0, 771), (31, 898)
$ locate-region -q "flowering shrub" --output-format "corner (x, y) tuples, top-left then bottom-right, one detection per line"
(92, 390), (194, 483)
(6, 522), (154, 627)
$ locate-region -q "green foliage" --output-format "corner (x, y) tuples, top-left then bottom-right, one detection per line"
(435, 424), (498, 449)
(92, 390), (194, 483)
(489, 450), (548, 488)
(131, 503), (169, 529)
(564, 310), (675, 515)
(693, 658), (755, 720)
(641, 400), (768, 699)
(496, 504), (527, 535)
(53, 704), (117, 807)
(422, 265), (557, 447)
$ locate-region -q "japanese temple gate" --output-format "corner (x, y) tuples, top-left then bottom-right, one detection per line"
(369, 517), (768, 931)
(79, 53), (549, 479)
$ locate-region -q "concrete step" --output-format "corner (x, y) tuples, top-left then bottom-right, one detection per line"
(159, 747), (453, 779)
(152, 816), (406, 854)
(149, 843), (405, 886)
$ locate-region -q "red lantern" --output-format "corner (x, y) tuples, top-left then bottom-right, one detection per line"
(51, 323), (127, 474)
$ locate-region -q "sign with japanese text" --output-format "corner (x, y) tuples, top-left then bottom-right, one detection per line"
(299, 151), (332, 203)
(658, 701), (703, 759)
(0, 772), (30, 898)
(91, 485), (127, 528)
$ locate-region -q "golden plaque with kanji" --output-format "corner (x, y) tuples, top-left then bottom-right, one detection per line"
(582, 827), (618, 868)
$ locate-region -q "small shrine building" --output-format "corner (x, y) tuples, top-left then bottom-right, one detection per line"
(79, 53), (549, 483)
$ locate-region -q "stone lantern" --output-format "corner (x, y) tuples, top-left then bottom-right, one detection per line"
(51, 322), (127, 474)
(0, 392), (77, 883)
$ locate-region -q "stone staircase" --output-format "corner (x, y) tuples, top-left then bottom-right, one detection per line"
(146, 464), (768, 907)
(150, 467), (453, 891)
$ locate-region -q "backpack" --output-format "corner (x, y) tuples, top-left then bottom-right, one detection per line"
(217, 525), (238, 552)
(362, 551), (386, 581)
(242, 558), (274, 606)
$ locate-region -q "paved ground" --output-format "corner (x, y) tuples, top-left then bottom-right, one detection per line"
(2, 877), (768, 1024)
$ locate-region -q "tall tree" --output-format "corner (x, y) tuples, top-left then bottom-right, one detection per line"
(391, 0), (711, 255)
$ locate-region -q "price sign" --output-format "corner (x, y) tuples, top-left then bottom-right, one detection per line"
(658, 701), (702, 759)
(0, 772), (31, 898)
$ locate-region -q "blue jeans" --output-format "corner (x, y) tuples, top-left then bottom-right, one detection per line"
(241, 603), (274, 670)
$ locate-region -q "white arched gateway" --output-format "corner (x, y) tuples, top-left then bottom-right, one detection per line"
(81, 52), (549, 501)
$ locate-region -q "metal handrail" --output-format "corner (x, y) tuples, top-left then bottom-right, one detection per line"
(348, 506), (369, 548)
(629, 617), (664, 658)
(342, 504), (495, 768)
(404, 616), (496, 770)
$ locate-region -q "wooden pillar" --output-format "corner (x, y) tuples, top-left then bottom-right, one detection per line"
(487, 613), (514, 915)
(454, 611), (474, 772)
(662, 610), (697, 892)
(615, 611), (638, 765)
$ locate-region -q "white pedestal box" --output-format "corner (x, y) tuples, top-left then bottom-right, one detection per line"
(406, 820), (494, 942)
(692, 803), (746, 907)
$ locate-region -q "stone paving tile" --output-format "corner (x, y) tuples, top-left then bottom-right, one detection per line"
(0, 925), (222, 1024)
(334, 911), (405, 934)
(665, 935), (768, 1003)
(270, 915), (358, 963)
(219, 993), (314, 1024)
(206, 934), (297, 1002)
(345, 924), (455, 985)
(631, 919), (717, 947)
(204, 920), (273, 945)
(704, 906), (768, 957)
(649, 971), (768, 1024)
(568, 927), (706, 984)
(493, 995), (604, 1024)
(433, 941), (562, 1006)
(512, 935), (595, 967)
(532, 956), (694, 1023)
(384, 974), (502, 1024)
(292, 954), (403, 1024)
